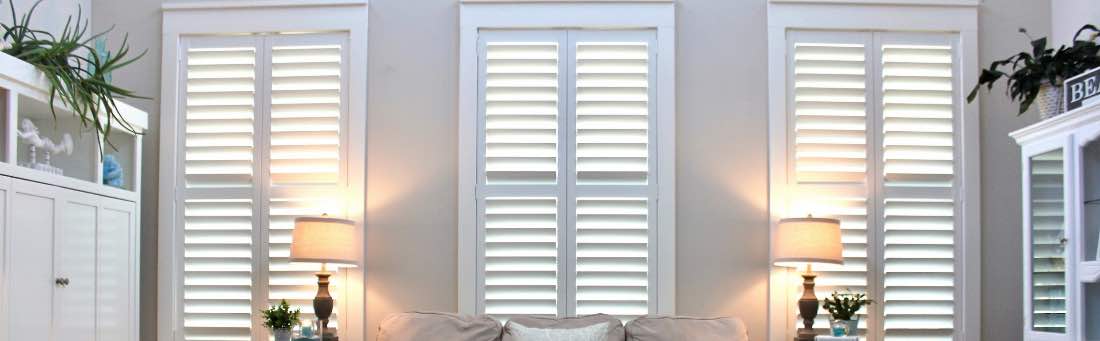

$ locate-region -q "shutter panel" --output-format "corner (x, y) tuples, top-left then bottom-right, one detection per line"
(483, 41), (560, 185)
(270, 43), (344, 186)
(879, 41), (957, 341)
(265, 37), (350, 332)
(182, 43), (257, 341)
(575, 197), (649, 317)
(184, 46), (257, 189)
(575, 42), (649, 185)
(572, 37), (654, 319)
(792, 42), (869, 184)
(789, 36), (872, 334)
(483, 197), (560, 318)
(1030, 150), (1067, 332)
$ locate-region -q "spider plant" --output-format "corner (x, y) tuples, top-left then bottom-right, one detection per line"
(1, 0), (146, 151)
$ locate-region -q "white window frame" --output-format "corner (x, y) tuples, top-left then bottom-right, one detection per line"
(458, 0), (677, 316)
(766, 1), (980, 341)
(158, 2), (368, 341)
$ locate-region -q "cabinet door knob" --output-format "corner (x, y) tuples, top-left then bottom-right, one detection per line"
(55, 277), (69, 287)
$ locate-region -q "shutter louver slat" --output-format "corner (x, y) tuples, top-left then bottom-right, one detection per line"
(183, 45), (257, 341)
(484, 43), (559, 185)
(576, 42), (649, 185)
(183, 199), (253, 341)
(270, 44), (343, 186)
(881, 43), (956, 341)
(793, 43), (868, 184)
(484, 197), (559, 318)
(1030, 150), (1067, 332)
(185, 47), (256, 189)
(575, 198), (649, 318)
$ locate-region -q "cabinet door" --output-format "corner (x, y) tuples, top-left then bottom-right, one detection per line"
(54, 188), (99, 341)
(1024, 144), (1072, 341)
(98, 196), (137, 341)
(6, 179), (58, 341)
(0, 176), (9, 341)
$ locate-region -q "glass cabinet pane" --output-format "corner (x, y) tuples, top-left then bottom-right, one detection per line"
(1030, 148), (1067, 333)
(1083, 139), (1100, 262)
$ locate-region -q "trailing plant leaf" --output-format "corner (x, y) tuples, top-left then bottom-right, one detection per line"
(1, 0), (146, 152)
(968, 25), (1100, 115)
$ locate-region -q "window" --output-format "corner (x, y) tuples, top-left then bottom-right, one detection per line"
(766, 2), (980, 341)
(786, 30), (960, 339)
(458, 1), (676, 319)
(179, 34), (350, 340)
(159, 3), (367, 341)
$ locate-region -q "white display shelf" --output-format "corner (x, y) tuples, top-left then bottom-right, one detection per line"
(0, 52), (146, 198)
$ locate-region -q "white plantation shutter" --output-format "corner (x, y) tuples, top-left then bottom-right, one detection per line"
(784, 32), (962, 340)
(269, 43), (344, 186)
(789, 33), (873, 335)
(183, 41), (258, 341)
(879, 39), (957, 340)
(476, 30), (659, 319)
(572, 35), (655, 318)
(483, 197), (560, 317)
(179, 34), (349, 341)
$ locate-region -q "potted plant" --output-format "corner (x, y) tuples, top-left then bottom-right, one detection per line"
(822, 290), (872, 337)
(261, 299), (301, 341)
(1, 0), (146, 150)
(968, 25), (1100, 119)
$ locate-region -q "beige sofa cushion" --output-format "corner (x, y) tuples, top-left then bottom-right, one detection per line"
(503, 314), (625, 341)
(625, 316), (748, 341)
(377, 312), (503, 341)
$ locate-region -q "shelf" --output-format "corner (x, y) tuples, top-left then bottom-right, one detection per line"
(0, 52), (146, 198)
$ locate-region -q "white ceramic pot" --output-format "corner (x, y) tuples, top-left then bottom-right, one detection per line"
(272, 328), (292, 341)
(1037, 83), (1066, 120)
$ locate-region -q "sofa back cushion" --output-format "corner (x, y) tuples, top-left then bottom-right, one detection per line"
(377, 312), (502, 341)
(503, 314), (625, 341)
(624, 316), (748, 341)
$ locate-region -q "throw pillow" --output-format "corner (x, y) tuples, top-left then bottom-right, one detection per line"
(509, 321), (610, 341)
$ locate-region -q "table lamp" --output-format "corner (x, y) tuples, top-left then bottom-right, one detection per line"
(772, 216), (844, 341)
(290, 216), (359, 341)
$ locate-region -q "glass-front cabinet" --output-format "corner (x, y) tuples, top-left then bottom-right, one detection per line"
(1014, 103), (1100, 341)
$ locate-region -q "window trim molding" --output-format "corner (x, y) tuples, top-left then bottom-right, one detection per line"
(157, 3), (368, 341)
(765, 2), (980, 341)
(458, 1), (676, 316)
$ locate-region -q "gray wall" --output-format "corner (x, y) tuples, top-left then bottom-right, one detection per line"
(86, 0), (1052, 340)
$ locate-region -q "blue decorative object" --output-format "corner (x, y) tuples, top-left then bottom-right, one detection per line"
(102, 154), (124, 188)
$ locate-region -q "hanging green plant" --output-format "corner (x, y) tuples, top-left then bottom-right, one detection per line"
(0, 0), (146, 151)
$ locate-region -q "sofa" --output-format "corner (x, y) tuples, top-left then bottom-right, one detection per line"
(376, 312), (749, 341)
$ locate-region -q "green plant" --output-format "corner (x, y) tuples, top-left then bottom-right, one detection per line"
(0, 0), (146, 151)
(822, 290), (872, 321)
(261, 299), (301, 330)
(968, 25), (1100, 115)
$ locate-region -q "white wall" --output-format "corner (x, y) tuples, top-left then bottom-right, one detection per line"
(0, 0), (91, 38)
(85, 0), (1049, 340)
(1052, 0), (1100, 46)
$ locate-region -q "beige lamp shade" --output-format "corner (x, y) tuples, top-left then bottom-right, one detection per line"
(290, 216), (359, 267)
(772, 216), (844, 268)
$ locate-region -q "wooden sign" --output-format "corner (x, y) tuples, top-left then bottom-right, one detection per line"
(1065, 67), (1100, 112)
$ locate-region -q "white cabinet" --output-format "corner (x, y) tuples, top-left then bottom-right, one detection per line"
(1014, 103), (1100, 341)
(0, 176), (138, 341)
